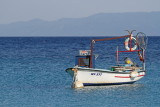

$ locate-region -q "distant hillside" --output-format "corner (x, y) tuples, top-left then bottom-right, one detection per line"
(0, 12), (160, 36)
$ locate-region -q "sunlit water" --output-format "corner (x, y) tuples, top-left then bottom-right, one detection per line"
(0, 37), (159, 107)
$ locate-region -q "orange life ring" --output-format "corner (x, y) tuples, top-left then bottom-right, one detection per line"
(124, 37), (137, 51)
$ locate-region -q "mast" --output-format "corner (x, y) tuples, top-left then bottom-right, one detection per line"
(90, 40), (95, 68)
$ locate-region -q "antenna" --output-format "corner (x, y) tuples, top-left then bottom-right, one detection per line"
(125, 30), (136, 35)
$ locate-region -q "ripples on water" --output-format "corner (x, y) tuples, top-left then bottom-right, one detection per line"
(0, 37), (159, 107)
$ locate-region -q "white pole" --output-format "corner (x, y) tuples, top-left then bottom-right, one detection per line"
(143, 49), (145, 71)
(116, 46), (119, 65)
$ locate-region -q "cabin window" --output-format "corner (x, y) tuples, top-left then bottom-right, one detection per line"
(78, 58), (90, 67)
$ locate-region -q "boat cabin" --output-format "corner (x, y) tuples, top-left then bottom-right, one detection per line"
(75, 50), (95, 68)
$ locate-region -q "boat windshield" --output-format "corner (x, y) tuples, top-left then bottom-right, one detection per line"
(79, 58), (90, 67)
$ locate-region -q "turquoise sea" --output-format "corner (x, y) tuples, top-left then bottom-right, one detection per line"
(0, 37), (159, 107)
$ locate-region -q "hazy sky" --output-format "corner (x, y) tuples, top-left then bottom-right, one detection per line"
(1, 0), (160, 24)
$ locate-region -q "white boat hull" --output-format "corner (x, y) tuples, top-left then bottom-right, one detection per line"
(66, 67), (145, 86)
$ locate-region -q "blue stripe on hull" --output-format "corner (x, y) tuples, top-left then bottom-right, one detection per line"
(83, 81), (136, 86)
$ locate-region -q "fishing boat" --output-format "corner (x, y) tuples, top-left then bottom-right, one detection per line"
(66, 30), (148, 88)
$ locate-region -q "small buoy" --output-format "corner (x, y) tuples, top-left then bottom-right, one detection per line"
(130, 71), (139, 78)
(72, 81), (84, 88)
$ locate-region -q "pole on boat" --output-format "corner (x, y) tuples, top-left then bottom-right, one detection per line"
(90, 40), (95, 68)
(142, 49), (145, 71)
(116, 46), (119, 65)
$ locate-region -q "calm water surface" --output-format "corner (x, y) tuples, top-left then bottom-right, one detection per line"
(0, 37), (159, 107)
